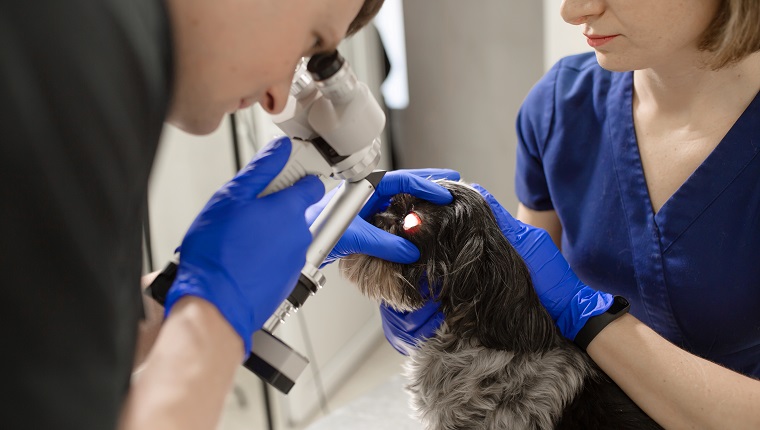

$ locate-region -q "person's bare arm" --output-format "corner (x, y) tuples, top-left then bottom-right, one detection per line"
(515, 203), (562, 249)
(119, 296), (243, 430)
(588, 314), (760, 429)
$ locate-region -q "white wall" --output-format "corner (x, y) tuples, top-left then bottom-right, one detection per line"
(543, 0), (591, 70)
(394, 0), (544, 213)
(392, 1), (591, 216)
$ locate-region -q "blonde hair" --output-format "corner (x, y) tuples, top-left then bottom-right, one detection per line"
(700, 0), (760, 69)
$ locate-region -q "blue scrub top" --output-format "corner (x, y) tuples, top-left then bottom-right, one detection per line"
(515, 53), (760, 377)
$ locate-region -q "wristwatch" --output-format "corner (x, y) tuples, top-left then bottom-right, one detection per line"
(574, 295), (630, 351)
(144, 260), (179, 306)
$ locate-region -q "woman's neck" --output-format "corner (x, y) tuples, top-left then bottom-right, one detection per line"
(633, 51), (760, 118)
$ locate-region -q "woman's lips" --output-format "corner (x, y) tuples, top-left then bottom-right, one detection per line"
(585, 34), (619, 48)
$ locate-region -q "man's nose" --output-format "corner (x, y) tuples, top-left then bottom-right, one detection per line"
(260, 80), (291, 114)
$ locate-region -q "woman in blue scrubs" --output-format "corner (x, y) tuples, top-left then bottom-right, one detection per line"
(517, 1), (760, 375)
(376, 0), (760, 428)
(513, 0), (760, 427)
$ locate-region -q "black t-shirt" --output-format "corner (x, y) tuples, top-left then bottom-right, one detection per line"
(0, 0), (173, 428)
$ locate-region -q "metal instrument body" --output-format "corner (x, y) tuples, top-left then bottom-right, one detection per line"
(245, 51), (387, 394)
(259, 52), (385, 196)
(146, 50), (386, 394)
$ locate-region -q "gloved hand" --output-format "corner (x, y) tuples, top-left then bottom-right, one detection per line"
(380, 277), (444, 354)
(164, 137), (325, 356)
(307, 169), (461, 265)
(309, 169), (458, 354)
(379, 183), (615, 353)
(472, 184), (613, 340)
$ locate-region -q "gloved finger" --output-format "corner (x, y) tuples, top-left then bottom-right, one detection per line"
(339, 218), (420, 263)
(306, 184), (340, 225)
(229, 136), (293, 199)
(401, 168), (461, 182)
(381, 318), (417, 355)
(380, 300), (444, 355)
(376, 169), (459, 205)
(272, 175), (325, 210)
(471, 183), (525, 239)
(380, 299), (441, 332)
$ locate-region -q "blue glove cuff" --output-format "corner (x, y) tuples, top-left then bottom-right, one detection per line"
(555, 287), (614, 341)
(164, 270), (254, 356)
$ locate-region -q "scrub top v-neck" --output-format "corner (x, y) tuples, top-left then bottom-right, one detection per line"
(515, 52), (760, 377)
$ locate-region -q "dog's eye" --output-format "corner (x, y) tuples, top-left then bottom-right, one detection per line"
(402, 212), (422, 233)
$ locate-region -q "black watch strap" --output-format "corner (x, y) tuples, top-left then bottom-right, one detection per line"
(144, 260), (179, 306)
(574, 295), (630, 351)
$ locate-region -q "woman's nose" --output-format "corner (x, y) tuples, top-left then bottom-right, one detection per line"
(560, 0), (605, 25)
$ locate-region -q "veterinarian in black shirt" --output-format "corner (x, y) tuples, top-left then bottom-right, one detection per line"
(0, 0), (458, 428)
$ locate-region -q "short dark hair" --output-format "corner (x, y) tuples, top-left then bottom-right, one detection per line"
(700, 0), (760, 69)
(346, 0), (385, 36)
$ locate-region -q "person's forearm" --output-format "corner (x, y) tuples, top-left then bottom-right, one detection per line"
(587, 314), (760, 430)
(515, 204), (563, 250)
(119, 297), (243, 430)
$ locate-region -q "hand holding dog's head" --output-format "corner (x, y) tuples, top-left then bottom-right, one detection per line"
(341, 181), (551, 350)
(341, 181), (488, 309)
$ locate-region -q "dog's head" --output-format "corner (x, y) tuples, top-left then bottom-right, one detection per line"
(340, 180), (556, 351)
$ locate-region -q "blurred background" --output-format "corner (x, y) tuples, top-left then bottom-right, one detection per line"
(144, 1), (590, 428)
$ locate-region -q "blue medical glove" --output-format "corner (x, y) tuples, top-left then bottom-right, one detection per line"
(307, 169), (461, 265)
(164, 137), (325, 356)
(379, 277), (445, 354)
(306, 169), (458, 354)
(472, 184), (613, 340)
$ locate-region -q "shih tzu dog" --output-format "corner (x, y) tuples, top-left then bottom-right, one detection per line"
(339, 181), (661, 430)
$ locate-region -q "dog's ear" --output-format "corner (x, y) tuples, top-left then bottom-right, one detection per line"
(475, 236), (558, 353)
(435, 186), (558, 353)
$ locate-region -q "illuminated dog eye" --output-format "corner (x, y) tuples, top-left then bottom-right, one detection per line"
(403, 212), (422, 232)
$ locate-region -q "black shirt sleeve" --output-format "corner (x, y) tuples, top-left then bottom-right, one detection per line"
(0, 0), (172, 428)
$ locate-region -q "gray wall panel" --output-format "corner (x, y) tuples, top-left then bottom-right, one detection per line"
(395, 0), (544, 212)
